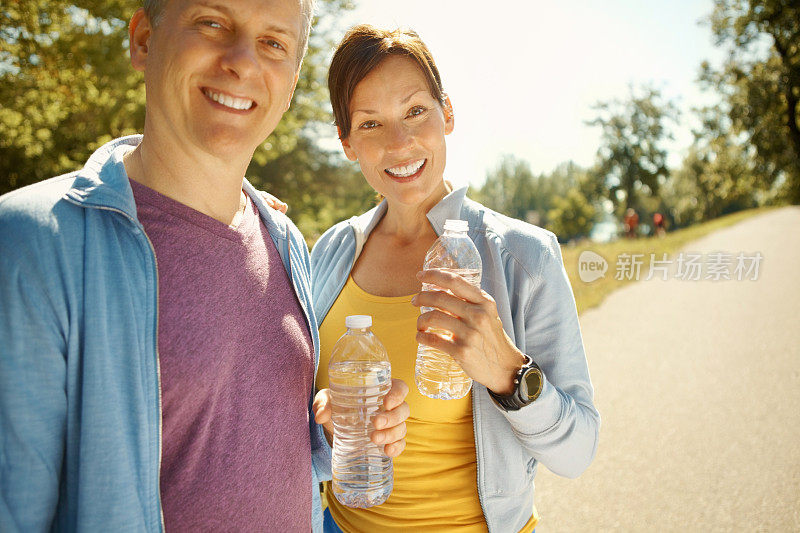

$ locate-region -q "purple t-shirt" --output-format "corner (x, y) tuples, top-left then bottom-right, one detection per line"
(131, 180), (313, 532)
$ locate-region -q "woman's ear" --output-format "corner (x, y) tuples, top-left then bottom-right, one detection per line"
(443, 95), (455, 135)
(129, 8), (152, 72)
(340, 137), (358, 162)
(338, 127), (358, 161)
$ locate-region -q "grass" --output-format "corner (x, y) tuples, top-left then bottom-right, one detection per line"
(561, 207), (776, 315)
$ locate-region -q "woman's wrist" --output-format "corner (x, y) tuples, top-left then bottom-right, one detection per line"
(489, 352), (527, 396)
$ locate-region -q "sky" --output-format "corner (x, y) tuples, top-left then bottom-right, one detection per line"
(329, 0), (728, 188)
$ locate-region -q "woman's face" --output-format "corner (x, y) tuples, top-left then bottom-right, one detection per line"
(341, 55), (454, 209)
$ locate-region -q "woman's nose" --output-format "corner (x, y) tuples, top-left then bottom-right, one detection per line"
(386, 123), (413, 152)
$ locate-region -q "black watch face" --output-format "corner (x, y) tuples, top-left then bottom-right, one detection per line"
(521, 368), (542, 401)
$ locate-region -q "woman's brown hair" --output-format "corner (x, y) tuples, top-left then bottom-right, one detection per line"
(328, 24), (446, 139)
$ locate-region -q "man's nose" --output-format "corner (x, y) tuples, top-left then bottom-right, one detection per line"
(220, 36), (259, 80)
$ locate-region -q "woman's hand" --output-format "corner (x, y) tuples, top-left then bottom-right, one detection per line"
(258, 191), (288, 214)
(313, 379), (410, 457)
(412, 269), (527, 395)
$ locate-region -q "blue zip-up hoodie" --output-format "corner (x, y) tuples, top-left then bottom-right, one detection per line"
(311, 187), (600, 532)
(0, 136), (332, 532)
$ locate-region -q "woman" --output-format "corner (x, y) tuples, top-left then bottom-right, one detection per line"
(311, 25), (600, 532)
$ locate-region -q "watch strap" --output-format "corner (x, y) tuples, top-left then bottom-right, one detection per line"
(487, 354), (540, 411)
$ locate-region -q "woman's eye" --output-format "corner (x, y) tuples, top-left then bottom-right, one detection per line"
(200, 20), (223, 29)
(407, 106), (426, 118)
(358, 120), (379, 130)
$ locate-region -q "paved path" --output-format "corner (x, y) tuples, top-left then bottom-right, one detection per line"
(534, 206), (800, 532)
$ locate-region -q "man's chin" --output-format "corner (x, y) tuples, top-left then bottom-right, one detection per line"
(194, 129), (262, 160)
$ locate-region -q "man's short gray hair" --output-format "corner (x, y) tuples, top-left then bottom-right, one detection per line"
(142, 0), (316, 65)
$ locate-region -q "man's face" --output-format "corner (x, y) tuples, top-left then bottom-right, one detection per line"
(137, 0), (304, 161)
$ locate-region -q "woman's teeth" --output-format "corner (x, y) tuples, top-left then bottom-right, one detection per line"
(204, 89), (254, 110)
(385, 159), (425, 178)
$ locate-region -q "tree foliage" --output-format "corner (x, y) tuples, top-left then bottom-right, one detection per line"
(1, 1), (144, 194)
(0, 0), (373, 239)
(702, 0), (800, 203)
(474, 155), (601, 242)
(587, 86), (679, 214)
(546, 187), (597, 242)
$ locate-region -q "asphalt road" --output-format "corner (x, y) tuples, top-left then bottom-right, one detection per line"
(533, 206), (800, 532)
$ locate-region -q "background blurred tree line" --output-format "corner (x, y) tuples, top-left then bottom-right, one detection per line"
(1, 0), (798, 243)
(0, 0), (374, 241)
(477, 0), (798, 241)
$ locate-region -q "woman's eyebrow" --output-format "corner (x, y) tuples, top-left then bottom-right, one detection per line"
(351, 89), (430, 116)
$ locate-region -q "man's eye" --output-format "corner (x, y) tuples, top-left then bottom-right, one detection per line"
(200, 20), (223, 29)
(262, 39), (285, 51)
(407, 106), (426, 118)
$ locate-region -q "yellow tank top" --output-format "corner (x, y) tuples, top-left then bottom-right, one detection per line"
(316, 276), (537, 532)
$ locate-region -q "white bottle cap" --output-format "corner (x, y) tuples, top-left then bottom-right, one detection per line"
(345, 315), (372, 328)
(443, 219), (469, 232)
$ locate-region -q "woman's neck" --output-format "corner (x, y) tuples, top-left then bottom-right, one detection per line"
(377, 180), (453, 241)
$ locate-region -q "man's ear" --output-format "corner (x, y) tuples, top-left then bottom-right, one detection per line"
(443, 95), (455, 135)
(129, 8), (152, 72)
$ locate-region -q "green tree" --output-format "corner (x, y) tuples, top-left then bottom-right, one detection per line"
(586, 86), (679, 214)
(473, 155), (538, 222)
(546, 187), (597, 243)
(0, 0), (366, 235)
(1, 1), (145, 194)
(475, 155), (602, 239)
(702, 0), (800, 203)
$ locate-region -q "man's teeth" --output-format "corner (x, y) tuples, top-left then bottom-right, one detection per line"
(204, 89), (254, 110)
(385, 159), (425, 178)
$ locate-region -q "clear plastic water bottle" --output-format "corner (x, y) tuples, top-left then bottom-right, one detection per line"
(329, 315), (393, 508)
(415, 219), (482, 400)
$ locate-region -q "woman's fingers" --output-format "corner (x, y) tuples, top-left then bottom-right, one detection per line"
(371, 379), (410, 455)
(313, 389), (334, 445)
(416, 308), (467, 336)
(381, 378), (409, 412)
(417, 269), (482, 302)
(383, 438), (407, 458)
(313, 389), (332, 425)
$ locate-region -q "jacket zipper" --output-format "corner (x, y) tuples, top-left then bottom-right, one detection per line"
(71, 202), (166, 532)
(472, 389), (490, 532)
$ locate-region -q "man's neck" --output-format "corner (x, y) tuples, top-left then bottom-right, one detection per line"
(123, 134), (251, 225)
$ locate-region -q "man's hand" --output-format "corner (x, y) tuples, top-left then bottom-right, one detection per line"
(313, 379), (410, 457)
(258, 191), (288, 214)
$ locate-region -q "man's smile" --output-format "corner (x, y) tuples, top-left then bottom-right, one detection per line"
(201, 87), (256, 112)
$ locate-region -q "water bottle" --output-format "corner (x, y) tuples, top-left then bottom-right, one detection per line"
(329, 315), (393, 508)
(415, 219), (482, 400)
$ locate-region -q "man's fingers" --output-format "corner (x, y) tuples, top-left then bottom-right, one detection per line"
(259, 191), (289, 214)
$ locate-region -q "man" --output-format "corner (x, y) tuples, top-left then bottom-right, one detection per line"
(0, 1), (409, 531)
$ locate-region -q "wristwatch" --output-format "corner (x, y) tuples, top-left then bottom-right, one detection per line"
(487, 354), (543, 411)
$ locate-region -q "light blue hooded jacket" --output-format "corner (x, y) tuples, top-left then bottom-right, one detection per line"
(310, 187), (600, 532)
(0, 136), (332, 532)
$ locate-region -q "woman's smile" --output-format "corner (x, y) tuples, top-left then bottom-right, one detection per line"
(384, 159), (426, 181)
